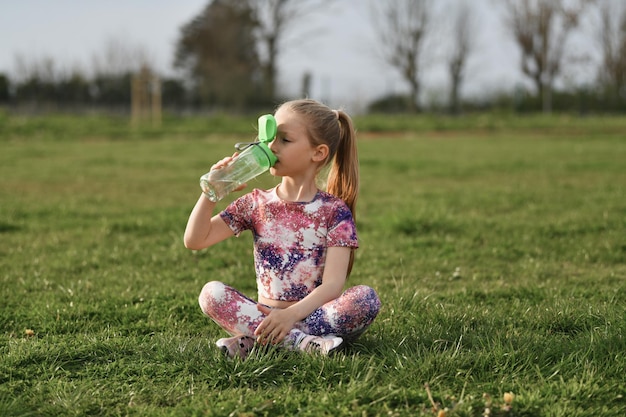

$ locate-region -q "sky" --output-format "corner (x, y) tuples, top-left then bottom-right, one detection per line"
(0, 0), (601, 112)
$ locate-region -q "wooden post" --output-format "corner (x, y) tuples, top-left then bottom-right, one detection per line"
(131, 73), (141, 128)
(151, 75), (161, 128)
(131, 65), (162, 128)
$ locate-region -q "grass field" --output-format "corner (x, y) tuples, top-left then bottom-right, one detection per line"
(1, 113), (625, 416)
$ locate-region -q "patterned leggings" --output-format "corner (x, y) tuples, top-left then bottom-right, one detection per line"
(198, 281), (381, 348)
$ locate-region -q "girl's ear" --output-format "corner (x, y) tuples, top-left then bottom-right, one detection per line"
(312, 144), (330, 163)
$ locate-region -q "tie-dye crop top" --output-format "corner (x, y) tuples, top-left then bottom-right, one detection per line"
(220, 187), (358, 302)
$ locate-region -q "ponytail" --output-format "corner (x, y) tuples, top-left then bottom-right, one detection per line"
(326, 110), (359, 220)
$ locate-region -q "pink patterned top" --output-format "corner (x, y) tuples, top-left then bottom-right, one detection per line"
(220, 187), (358, 302)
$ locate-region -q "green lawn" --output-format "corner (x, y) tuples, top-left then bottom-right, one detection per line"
(1, 113), (625, 416)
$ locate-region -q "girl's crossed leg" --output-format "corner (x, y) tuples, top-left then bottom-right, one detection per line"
(198, 281), (380, 352)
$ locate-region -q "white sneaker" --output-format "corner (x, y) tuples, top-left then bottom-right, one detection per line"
(297, 335), (343, 355)
(215, 336), (255, 359)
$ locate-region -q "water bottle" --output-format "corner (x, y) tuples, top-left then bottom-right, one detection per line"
(200, 114), (278, 202)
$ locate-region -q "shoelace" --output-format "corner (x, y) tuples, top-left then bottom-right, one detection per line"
(307, 341), (321, 351)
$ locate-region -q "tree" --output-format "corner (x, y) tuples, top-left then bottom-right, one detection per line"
(174, 0), (261, 109)
(252, 0), (297, 101)
(11, 55), (58, 106)
(56, 70), (90, 107)
(251, 0), (333, 101)
(91, 38), (153, 79)
(90, 37), (155, 109)
(504, 0), (593, 113)
(160, 78), (187, 110)
(0, 73), (10, 103)
(447, 3), (475, 115)
(597, 0), (626, 102)
(372, 0), (432, 112)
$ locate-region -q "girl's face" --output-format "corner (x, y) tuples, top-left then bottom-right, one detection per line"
(269, 107), (324, 178)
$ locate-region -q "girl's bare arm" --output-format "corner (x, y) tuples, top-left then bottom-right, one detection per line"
(183, 194), (234, 250)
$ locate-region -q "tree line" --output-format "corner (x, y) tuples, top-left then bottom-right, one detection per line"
(1, 0), (625, 114)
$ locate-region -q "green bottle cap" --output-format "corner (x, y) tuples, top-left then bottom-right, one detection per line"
(258, 114), (277, 143)
(255, 142), (277, 167)
(256, 114), (278, 167)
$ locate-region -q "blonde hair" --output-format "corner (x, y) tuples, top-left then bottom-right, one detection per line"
(278, 98), (360, 274)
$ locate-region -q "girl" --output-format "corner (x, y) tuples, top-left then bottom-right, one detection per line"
(184, 99), (380, 359)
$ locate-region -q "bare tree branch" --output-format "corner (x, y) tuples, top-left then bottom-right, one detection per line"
(597, 0), (626, 97)
(251, 0), (334, 100)
(504, 0), (593, 113)
(91, 37), (154, 77)
(372, 0), (432, 112)
(448, 2), (475, 115)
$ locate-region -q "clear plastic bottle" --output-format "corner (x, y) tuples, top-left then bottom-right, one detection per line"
(200, 114), (278, 202)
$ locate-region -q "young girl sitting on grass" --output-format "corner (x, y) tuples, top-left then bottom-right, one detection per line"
(184, 99), (380, 359)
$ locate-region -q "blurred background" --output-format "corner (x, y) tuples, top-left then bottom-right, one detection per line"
(0, 0), (624, 116)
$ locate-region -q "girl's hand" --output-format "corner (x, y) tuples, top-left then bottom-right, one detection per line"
(254, 304), (297, 345)
(209, 152), (247, 192)
(210, 152), (238, 170)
